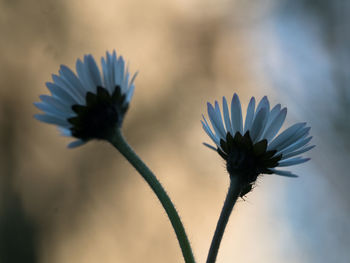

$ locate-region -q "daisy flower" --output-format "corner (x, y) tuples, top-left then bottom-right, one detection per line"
(201, 93), (314, 196)
(34, 51), (137, 148)
(34, 51), (196, 263)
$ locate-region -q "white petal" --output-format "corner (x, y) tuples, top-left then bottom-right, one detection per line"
(222, 97), (232, 135)
(278, 157), (310, 167)
(262, 107), (287, 142)
(67, 140), (86, 148)
(270, 168), (298, 177)
(267, 122), (306, 151)
(250, 107), (268, 143)
(282, 145), (315, 160)
(207, 102), (226, 139)
(244, 97), (255, 133)
(230, 93), (243, 134)
(34, 114), (70, 127)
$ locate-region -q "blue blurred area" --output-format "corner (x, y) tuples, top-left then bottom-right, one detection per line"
(251, 1), (350, 262)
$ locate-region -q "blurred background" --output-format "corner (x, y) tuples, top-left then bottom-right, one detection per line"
(0, 0), (349, 262)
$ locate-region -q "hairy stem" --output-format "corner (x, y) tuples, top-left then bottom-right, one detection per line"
(110, 130), (195, 263)
(206, 177), (241, 263)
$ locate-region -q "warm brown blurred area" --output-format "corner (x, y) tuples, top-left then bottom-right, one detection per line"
(1, 0), (349, 262)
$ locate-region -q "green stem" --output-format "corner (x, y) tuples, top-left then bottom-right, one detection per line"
(110, 129), (195, 263)
(206, 177), (241, 263)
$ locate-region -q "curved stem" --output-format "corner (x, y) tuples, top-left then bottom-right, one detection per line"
(206, 177), (241, 263)
(110, 130), (195, 263)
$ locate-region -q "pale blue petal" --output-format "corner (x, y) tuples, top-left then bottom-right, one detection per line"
(67, 140), (87, 148)
(58, 127), (72, 137)
(202, 117), (220, 145)
(278, 157), (310, 167)
(262, 107), (287, 142)
(46, 82), (76, 106)
(278, 136), (313, 156)
(207, 102), (226, 139)
(130, 71), (138, 85)
(267, 122), (306, 151)
(106, 51), (116, 92)
(244, 97), (255, 133)
(270, 168), (298, 177)
(39, 95), (71, 113)
(202, 116), (220, 145)
(52, 74), (84, 104)
(82, 56), (99, 93)
(102, 56), (114, 94)
(251, 96), (270, 141)
(34, 114), (70, 127)
(277, 126), (310, 151)
(114, 55), (125, 87)
(125, 84), (135, 104)
(214, 101), (226, 135)
(265, 104), (281, 129)
(255, 96), (270, 115)
(269, 104), (281, 119)
(59, 65), (85, 96)
(125, 71), (137, 103)
(76, 59), (94, 93)
(85, 55), (102, 87)
(203, 142), (217, 151)
(230, 93), (243, 134)
(250, 108), (268, 143)
(122, 71), (130, 94)
(222, 97), (232, 135)
(282, 145), (315, 160)
(34, 102), (71, 118)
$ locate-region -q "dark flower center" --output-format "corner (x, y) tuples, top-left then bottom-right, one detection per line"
(68, 86), (128, 141)
(218, 131), (282, 196)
